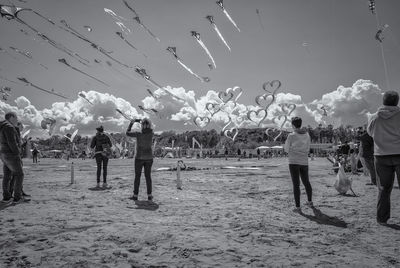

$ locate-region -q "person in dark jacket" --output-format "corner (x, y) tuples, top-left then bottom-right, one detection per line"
(9, 121), (30, 198)
(126, 118), (154, 201)
(90, 126), (112, 188)
(0, 112), (28, 203)
(359, 130), (376, 185)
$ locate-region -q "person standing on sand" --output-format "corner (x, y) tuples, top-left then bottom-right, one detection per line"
(257, 148), (261, 160)
(90, 126), (112, 188)
(367, 90), (400, 225)
(0, 112), (29, 203)
(32, 146), (39, 163)
(126, 118), (154, 201)
(284, 117), (313, 213)
(9, 121), (30, 198)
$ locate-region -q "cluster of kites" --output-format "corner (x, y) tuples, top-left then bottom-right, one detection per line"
(0, 0), (394, 139)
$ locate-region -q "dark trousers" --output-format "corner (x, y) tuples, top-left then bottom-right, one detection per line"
(1, 154), (24, 200)
(134, 159), (153, 196)
(364, 157), (377, 185)
(95, 154), (109, 183)
(374, 155), (400, 223)
(289, 164), (312, 208)
(32, 154), (38, 163)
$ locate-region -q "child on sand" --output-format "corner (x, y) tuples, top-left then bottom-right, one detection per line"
(284, 117), (313, 213)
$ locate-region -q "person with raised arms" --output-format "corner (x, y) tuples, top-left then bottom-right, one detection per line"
(126, 118), (154, 201)
(90, 126), (112, 188)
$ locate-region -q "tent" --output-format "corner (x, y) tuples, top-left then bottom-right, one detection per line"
(256, 146), (271, 150)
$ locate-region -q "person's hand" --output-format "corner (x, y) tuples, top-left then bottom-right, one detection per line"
(130, 119), (136, 124)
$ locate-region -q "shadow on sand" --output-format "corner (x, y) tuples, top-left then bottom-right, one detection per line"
(300, 207), (348, 228)
(379, 223), (400, 230)
(133, 200), (159, 211)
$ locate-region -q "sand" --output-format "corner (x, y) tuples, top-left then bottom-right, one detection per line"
(1, 157), (400, 267)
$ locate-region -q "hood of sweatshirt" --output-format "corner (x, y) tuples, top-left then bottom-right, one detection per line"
(294, 127), (308, 134)
(377, 105), (400, 120)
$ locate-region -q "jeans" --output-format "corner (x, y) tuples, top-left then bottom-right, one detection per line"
(374, 155), (400, 223)
(1, 154), (24, 200)
(363, 157), (377, 185)
(289, 164), (312, 208)
(95, 154), (109, 183)
(134, 159), (153, 196)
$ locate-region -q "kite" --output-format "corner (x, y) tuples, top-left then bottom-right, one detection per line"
(64, 129), (79, 143)
(84, 25), (92, 32)
(138, 105), (161, 118)
(262, 80), (282, 95)
(247, 109), (268, 127)
(375, 24), (389, 43)
(0, 86), (11, 101)
(123, 0), (161, 42)
(191, 31), (216, 69)
(216, 0), (240, 32)
(78, 92), (94, 105)
(134, 66), (184, 101)
(368, 0), (375, 14)
(271, 115), (288, 141)
(9, 46), (48, 69)
(104, 8), (131, 34)
(166, 47), (210, 83)
(59, 19), (131, 68)
(193, 116), (211, 128)
(205, 15), (231, 51)
(320, 106), (328, 116)
(206, 102), (222, 117)
(116, 108), (132, 120)
(255, 93), (275, 110)
(17, 77), (68, 99)
(256, 9), (264, 31)
(41, 117), (56, 135)
(146, 88), (161, 99)
(0, 5), (89, 65)
(116, 32), (147, 58)
(224, 127), (238, 141)
(279, 103), (296, 117)
(58, 58), (110, 87)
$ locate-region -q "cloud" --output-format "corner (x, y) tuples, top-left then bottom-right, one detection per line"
(0, 79), (387, 137)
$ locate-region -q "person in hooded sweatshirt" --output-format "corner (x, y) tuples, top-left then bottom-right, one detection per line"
(126, 118), (154, 201)
(284, 117), (313, 213)
(367, 90), (400, 225)
(0, 112), (29, 203)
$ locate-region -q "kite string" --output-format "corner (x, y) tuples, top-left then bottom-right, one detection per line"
(374, 9), (390, 90)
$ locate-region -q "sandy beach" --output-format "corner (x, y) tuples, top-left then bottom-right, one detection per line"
(1, 157), (400, 267)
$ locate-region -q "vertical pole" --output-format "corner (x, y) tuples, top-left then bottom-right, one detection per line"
(71, 162), (75, 184)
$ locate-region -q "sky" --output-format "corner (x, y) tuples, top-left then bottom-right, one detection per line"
(0, 0), (399, 137)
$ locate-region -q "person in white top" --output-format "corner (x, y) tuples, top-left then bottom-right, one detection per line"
(284, 117), (313, 213)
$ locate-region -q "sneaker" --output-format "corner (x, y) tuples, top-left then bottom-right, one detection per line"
(102, 183), (108, 188)
(148, 195), (153, 201)
(13, 197), (31, 204)
(305, 201), (314, 208)
(130, 195), (138, 201)
(22, 191), (31, 197)
(96, 183), (100, 188)
(292, 207), (302, 213)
